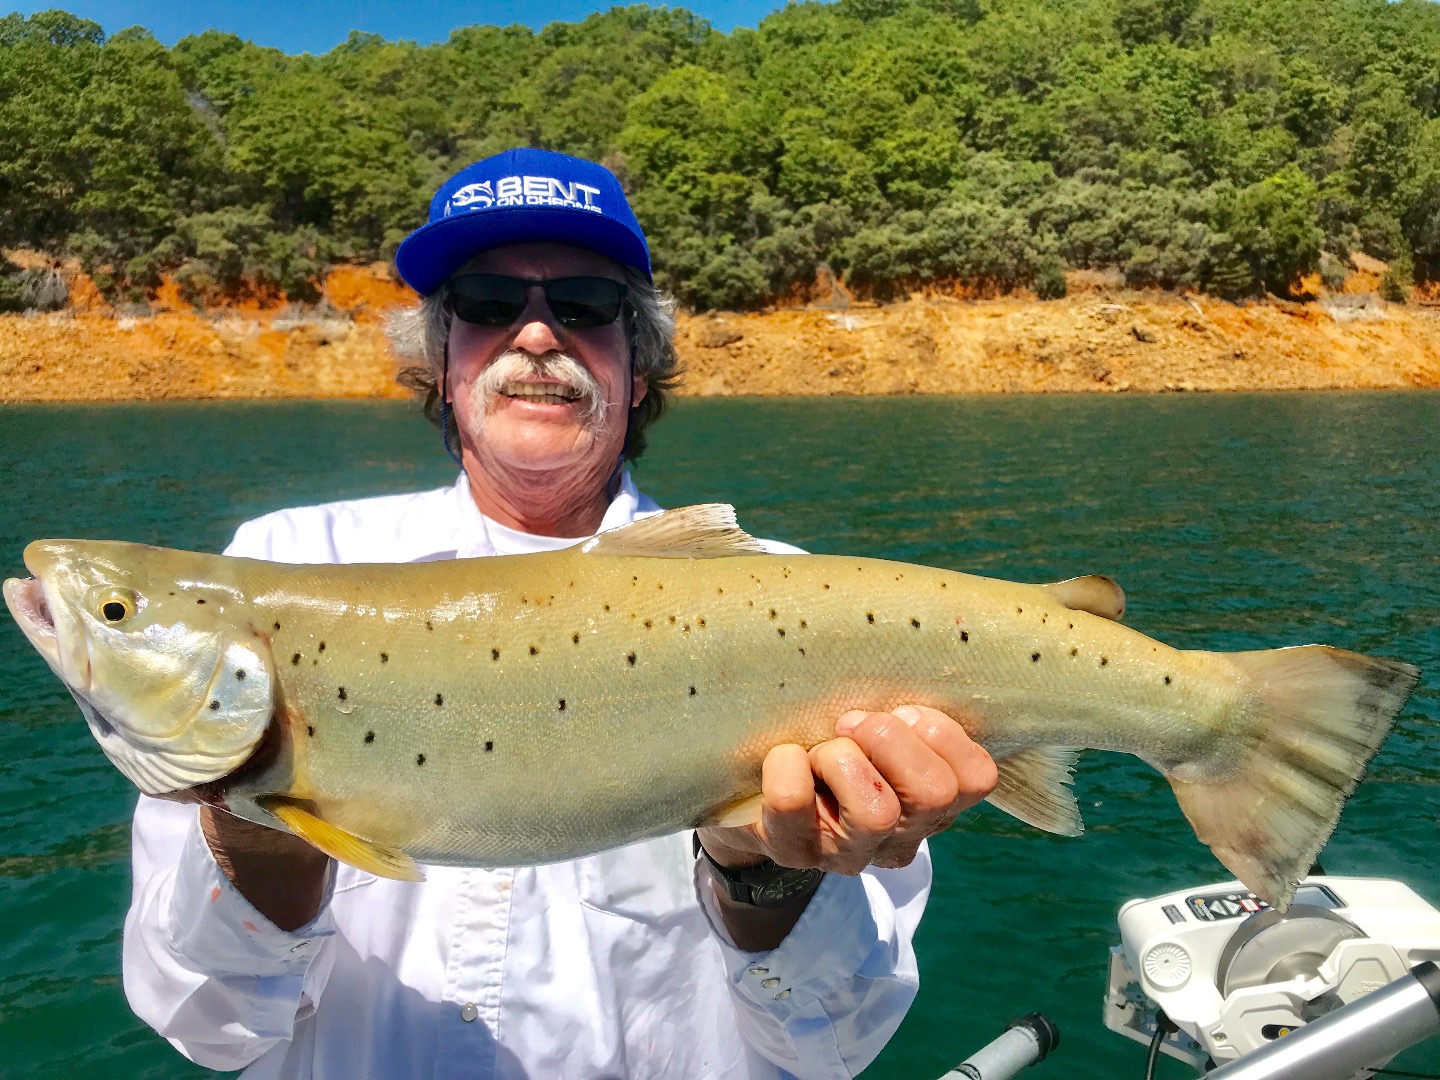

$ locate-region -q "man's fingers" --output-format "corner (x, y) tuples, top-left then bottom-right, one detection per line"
(891, 704), (998, 813)
(840, 712), (962, 825)
(758, 743), (818, 867)
(808, 737), (899, 874)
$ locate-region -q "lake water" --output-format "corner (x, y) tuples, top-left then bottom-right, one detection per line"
(1, 393), (1437, 1079)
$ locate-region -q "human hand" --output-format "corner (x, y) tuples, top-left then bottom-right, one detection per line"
(696, 705), (997, 874)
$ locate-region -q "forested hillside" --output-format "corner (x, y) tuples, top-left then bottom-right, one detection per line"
(2, 0), (1438, 311)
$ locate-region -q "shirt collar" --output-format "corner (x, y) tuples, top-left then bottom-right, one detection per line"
(450, 470), (647, 559)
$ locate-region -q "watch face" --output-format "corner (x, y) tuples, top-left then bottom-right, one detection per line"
(758, 869), (823, 906)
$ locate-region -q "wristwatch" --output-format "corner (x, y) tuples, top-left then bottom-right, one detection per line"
(693, 833), (824, 908)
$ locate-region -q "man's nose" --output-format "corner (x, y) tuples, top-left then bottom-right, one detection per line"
(512, 291), (564, 355)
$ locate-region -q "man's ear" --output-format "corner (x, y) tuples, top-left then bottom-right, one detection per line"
(632, 372), (649, 407)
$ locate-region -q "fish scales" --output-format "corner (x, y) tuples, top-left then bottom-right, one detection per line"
(4, 504), (1420, 908)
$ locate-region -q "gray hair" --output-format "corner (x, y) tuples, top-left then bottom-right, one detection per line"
(389, 266), (681, 461)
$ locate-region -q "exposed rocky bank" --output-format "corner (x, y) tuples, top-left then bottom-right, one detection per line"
(2, 265), (1438, 403)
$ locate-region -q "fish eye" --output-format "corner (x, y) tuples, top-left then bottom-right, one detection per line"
(94, 590), (138, 624)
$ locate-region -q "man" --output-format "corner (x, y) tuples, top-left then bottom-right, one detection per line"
(123, 148), (998, 1079)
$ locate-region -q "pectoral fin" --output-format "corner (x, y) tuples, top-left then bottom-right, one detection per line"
(985, 748), (1084, 836)
(257, 795), (425, 882)
(702, 792), (765, 828)
(1043, 575), (1125, 621)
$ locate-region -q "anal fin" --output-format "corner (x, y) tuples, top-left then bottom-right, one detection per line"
(257, 795), (425, 882)
(986, 748), (1084, 836)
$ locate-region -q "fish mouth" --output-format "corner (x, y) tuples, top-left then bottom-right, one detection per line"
(4, 576), (61, 670)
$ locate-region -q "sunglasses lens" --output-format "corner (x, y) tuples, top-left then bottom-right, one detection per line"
(449, 275), (527, 325)
(546, 277), (626, 328)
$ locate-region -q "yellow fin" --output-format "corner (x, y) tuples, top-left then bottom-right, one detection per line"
(257, 795), (425, 882)
(581, 504), (767, 558)
(986, 747), (1084, 836)
(703, 792), (765, 828)
(1042, 575), (1125, 621)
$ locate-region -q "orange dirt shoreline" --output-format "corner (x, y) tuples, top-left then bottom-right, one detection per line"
(2, 267), (1438, 403)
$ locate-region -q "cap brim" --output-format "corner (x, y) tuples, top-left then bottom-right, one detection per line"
(395, 207), (652, 295)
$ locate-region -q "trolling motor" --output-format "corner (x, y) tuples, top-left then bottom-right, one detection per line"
(1105, 876), (1440, 1078)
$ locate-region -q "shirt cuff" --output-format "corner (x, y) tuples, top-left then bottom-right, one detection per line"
(164, 814), (337, 1034)
(696, 862), (888, 1006)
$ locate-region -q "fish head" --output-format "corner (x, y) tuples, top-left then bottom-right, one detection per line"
(4, 540), (274, 797)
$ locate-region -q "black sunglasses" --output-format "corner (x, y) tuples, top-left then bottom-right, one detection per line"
(447, 273), (629, 329)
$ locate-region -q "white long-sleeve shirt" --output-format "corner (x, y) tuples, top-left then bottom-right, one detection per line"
(123, 472), (932, 1079)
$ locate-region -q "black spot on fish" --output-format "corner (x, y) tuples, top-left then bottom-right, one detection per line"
(683, 623), (690, 633)
(627, 652), (636, 666)
(558, 698), (566, 711)
(364, 731), (375, 744)
(416, 753), (426, 766)
(910, 618), (921, 629)
(657, 583), (664, 591)
(1068, 623), (1074, 630)
(426, 620), (434, 631)
(1070, 647), (1078, 657)
(337, 687), (347, 701)
(940, 582), (947, 589)
(698, 617), (706, 628)
(529, 645), (538, 656)
(572, 632), (580, 644)
(318, 642), (326, 653)
(777, 628), (786, 637)
(961, 630), (970, 643)
(798, 647), (806, 656)
(668, 614), (676, 624)
(769, 608), (777, 619)
(799, 620), (807, 629)
(1016, 606), (1023, 614)
(1031, 653), (1040, 663)
(644, 619), (652, 628)
(273, 622), (281, 632)
(196, 598), (206, 605)
(380, 652), (388, 663)
(306, 725), (315, 737)
(1164, 675), (1172, 685)
(485, 740), (494, 752)
(689, 686), (697, 696)
(866, 612), (875, 624)
(603, 604), (611, 611)
(492, 648), (500, 661)
(1100, 657), (1109, 667)
(779, 681), (785, 689)
(434, 693), (443, 706)
(208, 699), (220, 711)
(632, 576), (638, 585)
(823, 583), (831, 590)
(236, 669), (247, 680)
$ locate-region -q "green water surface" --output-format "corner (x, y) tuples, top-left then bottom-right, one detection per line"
(1, 393), (1437, 1079)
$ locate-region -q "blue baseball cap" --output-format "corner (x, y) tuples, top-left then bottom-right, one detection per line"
(394, 148), (652, 295)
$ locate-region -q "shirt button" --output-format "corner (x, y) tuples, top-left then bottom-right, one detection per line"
(761, 977), (781, 989)
(747, 966), (768, 976)
(460, 1003), (479, 1022)
(774, 989), (792, 1000)
(290, 941), (309, 953)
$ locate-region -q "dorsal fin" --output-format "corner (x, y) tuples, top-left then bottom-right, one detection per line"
(580, 504), (767, 559)
(1043, 575), (1125, 621)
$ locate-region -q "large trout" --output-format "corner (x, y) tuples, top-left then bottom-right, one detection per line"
(4, 505), (1419, 909)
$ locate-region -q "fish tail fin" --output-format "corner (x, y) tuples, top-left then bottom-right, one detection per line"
(1168, 645), (1418, 911)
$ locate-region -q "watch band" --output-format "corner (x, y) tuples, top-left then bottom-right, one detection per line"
(693, 833), (824, 908)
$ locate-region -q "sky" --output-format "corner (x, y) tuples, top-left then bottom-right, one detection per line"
(3, 1), (801, 53)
